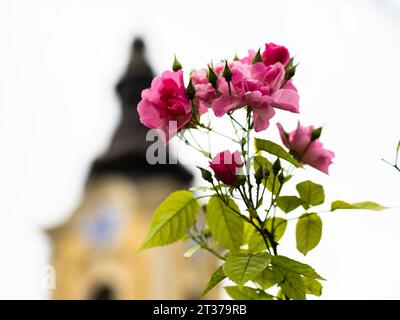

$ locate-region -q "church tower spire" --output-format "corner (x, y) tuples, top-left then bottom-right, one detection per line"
(45, 38), (218, 300)
(88, 38), (192, 184)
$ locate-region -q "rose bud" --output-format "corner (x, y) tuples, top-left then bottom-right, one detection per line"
(209, 150), (244, 186)
(262, 43), (290, 66)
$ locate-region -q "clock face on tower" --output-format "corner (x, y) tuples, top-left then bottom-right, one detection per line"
(78, 203), (124, 248)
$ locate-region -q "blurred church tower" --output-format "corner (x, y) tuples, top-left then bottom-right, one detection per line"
(45, 38), (218, 300)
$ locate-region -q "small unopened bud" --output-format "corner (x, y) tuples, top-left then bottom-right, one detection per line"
(254, 167), (264, 185)
(203, 228), (212, 238)
(235, 175), (247, 187)
(172, 55), (182, 72)
(222, 60), (232, 83)
(233, 54), (240, 61)
(252, 49), (263, 64)
(272, 159), (281, 175)
(284, 58), (297, 81)
(248, 208), (258, 219)
(264, 167), (270, 179)
(311, 127), (322, 142)
(278, 172), (285, 184)
(197, 166), (213, 183)
(207, 65), (218, 90)
(186, 78), (196, 101)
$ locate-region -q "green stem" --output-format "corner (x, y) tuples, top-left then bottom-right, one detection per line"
(190, 234), (225, 261)
(228, 113), (246, 131)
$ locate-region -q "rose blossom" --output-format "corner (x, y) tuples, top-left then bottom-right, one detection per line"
(190, 69), (217, 114)
(277, 122), (335, 174)
(137, 70), (191, 143)
(209, 150), (244, 186)
(211, 60), (299, 132)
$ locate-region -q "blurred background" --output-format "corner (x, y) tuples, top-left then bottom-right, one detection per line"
(0, 0), (399, 299)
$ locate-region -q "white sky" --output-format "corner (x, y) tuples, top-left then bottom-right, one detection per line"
(0, 0), (399, 299)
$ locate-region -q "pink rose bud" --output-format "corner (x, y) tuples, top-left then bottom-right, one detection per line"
(277, 122), (335, 174)
(137, 70), (192, 143)
(209, 150), (244, 186)
(262, 43), (290, 66)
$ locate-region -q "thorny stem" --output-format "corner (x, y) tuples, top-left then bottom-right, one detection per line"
(245, 113), (255, 208)
(212, 182), (273, 255)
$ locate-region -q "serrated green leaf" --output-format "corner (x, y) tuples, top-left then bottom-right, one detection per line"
(296, 213), (322, 255)
(276, 196), (302, 213)
(303, 277), (322, 297)
(254, 138), (301, 167)
(248, 231), (266, 253)
(242, 223), (257, 246)
(255, 268), (279, 290)
(271, 255), (325, 280)
(331, 200), (387, 212)
(224, 286), (274, 300)
(274, 268), (306, 300)
(224, 252), (271, 286)
(276, 289), (289, 300)
(206, 195), (244, 251)
(248, 218), (287, 253)
(267, 218), (287, 242)
(201, 265), (226, 297)
(296, 180), (325, 209)
(140, 190), (198, 250)
(254, 156), (280, 195)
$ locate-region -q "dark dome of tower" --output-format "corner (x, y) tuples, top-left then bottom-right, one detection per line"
(87, 38), (192, 185)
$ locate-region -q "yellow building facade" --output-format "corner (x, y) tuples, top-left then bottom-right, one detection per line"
(45, 39), (218, 300)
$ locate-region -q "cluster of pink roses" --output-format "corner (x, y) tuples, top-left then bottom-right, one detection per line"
(137, 42), (334, 183)
(138, 43), (298, 139)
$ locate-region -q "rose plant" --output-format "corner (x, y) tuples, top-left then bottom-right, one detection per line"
(137, 42), (386, 300)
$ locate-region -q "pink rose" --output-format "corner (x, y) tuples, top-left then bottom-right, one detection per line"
(277, 122), (335, 174)
(191, 69), (217, 114)
(262, 43), (290, 66)
(209, 150), (244, 186)
(211, 60), (299, 132)
(137, 70), (191, 143)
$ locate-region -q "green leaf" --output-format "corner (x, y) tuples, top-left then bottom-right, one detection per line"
(140, 190), (198, 250)
(201, 265), (226, 297)
(242, 223), (257, 246)
(254, 156), (280, 195)
(248, 231), (266, 253)
(331, 200), (387, 212)
(248, 218), (287, 253)
(254, 138), (301, 167)
(266, 218), (287, 242)
(206, 195), (244, 251)
(255, 268), (279, 290)
(277, 289), (289, 300)
(296, 213), (323, 255)
(276, 196), (302, 213)
(183, 244), (202, 258)
(224, 252), (271, 286)
(224, 286), (273, 300)
(303, 277), (322, 297)
(296, 180), (325, 209)
(271, 255), (325, 280)
(274, 268), (306, 300)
